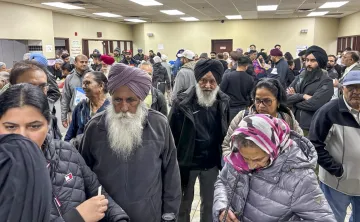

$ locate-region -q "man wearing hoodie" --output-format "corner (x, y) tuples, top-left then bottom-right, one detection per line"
(113, 47), (122, 63)
(133, 48), (145, 62)
(171, 50), (196, 102)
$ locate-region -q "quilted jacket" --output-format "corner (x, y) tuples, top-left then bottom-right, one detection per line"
(43, 136), (129, 222)
(213, 132), (336, 222)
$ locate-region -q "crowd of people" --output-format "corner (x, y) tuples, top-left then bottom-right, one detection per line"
(0, 42), (360, 222)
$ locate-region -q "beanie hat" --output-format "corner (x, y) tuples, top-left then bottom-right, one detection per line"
(270, 48), (283, 57)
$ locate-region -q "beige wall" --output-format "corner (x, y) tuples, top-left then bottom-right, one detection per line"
(0, 2), (55, 58)
(314, 18), (339, 55)
(134, 18), (316, 60)
(338, 12), (360, 37)
(132, 24), (145, 52)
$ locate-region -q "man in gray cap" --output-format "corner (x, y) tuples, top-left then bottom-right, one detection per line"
(47, 59), (64, 79)
(0, 62), (6, 72)
(309, 70), (360, 221)
(80, 63), (181, 222)
(0, 71), (10, 95)
(171, 50), (197, 102)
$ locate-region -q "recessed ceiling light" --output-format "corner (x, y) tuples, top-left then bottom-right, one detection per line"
(257, 5), (278, 11)
(93, 12), (122, 17)
(41, 2), (84, 9)
(129, 0), (163, 6)
(319, 1), (349, 9)
(180, 17), (199, 21)
(124, 19), (147, 23)
(307, 11), (329, 16)
(160, 10), (184, 15)
(225, 15), (243, 19)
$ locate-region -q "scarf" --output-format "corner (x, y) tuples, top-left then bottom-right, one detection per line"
(225, 114), (292, 173)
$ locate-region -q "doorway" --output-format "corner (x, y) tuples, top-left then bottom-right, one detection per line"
(211, 39), (233, 53)
(54, 38), (70, 58)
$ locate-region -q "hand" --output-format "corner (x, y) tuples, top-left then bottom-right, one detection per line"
(219, 210), (240, 222)
(287, 87), (295, 95)
(303, 94), (312, 100)
(228, 61), (233, 69)
(76, 195), (108, 222)
(62, 120), (69, 128)
(334, 79), (339, 87)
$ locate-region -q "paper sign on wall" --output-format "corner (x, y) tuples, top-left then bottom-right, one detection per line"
(46, 45), (53, 52)
(296, 46), (308, 58)
(71, 40), (82, 56)
(158, 44), (164, 50)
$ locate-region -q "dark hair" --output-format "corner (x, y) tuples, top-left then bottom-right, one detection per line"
(149, 50), (154, 53)
(157, 52), (162, 57)
(244, 52), (249, 56)
(61, 53), (70, 60)
(298, 50), (307, 57)
(274, 44), (281, 48)
(345, 47), (352, 51)
(251, 78), (291, 116)
(257, 52), (267, 59)
(9, 61), (47, 85)
(91, 53), (101, 59)
(61, 62), (74, 72)
(238, 56), (251, 66)
(346, 51), (360, 62)
(0, 83), (50, 122)
(260, 49), (265, 52)
(85, 71), (109, 94)
(229, 51), (241, 61)
(284, 52), (293, 61)
(250, 44), (256, 48)
(210, 51), (217, 55)
(217, 53), (224, 60)
(249, 50), (257, 55)
(328, 55), (337, 61)
(287, 60), (294, 66)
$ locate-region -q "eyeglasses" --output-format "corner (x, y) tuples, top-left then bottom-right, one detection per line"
(37, 83), (49, 91)
(255, 98), (274, 106)
(345, 85), (360, 92)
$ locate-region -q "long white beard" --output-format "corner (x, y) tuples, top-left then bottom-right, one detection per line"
(195, 84), (219, 107)
(106, 102), (148, 158)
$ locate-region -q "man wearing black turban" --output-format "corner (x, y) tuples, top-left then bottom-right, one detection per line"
(0, 134), (52, 222)
(169, 59), (230, 222)
(287, 45), (333, 134)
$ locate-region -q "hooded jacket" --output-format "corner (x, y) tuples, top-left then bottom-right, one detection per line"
(152, 63), (171, 90)
(44, 136), (129, 222)
(222, 106), (303, 157)
(60, 67), (91, 121)
(213, 132), (336, 222)
(171, 61), (196, 102)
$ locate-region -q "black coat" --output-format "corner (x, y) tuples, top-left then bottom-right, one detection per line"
(133, 54), (145, 62)
(44, 137), (129, 222)
(48, 65), (63, 79)
(150, 87), (168, 116)
(152, 63), (171, 90)
(46, 70), (61, 103)
(169, 86), (230, 186)
(287, 69), (333, 131)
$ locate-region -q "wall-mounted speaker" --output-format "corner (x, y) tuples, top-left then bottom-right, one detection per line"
(147, 33), (154, 37)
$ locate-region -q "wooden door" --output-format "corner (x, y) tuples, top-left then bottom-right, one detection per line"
(211, 39), (233, 53)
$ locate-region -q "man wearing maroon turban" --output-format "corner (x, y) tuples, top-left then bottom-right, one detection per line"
(80, 63), (181, 222)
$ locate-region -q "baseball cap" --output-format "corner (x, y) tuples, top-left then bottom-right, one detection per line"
(177, 50), (195, 60)
(343, 70), (360, 86)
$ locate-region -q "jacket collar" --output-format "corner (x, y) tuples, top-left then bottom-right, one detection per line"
(339, 96), (353, 113)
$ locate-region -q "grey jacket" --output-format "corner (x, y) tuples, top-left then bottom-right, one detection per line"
(171, 61), (196, 102)
(60, 68), (91, 121)
(80, 109), (181, 222)
(213, 132), (336, 222)
(222, 107), (303, 157)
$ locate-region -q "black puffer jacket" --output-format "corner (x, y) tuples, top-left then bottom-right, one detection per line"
(152, 63), (171, 90)
(43, 136), (129, 222)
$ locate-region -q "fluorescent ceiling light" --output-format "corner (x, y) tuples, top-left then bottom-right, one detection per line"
(257, 5), (278, 11)
(226, 15), (243, 19)
(93, 12), (122, 17)
(180, 17), (199, 21)
(41, 2), (84, 9)
(160, 10), (184, 15)
(124, 19), (147, 23)
(129, 0), (163, 6)
(319, 1), (349, 8)
(307, 11), (329, 16)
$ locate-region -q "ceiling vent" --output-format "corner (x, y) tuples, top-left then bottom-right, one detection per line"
(326, 13), (344, 16)
(66, 1), (86, 5)
(297, 8), (315, 12)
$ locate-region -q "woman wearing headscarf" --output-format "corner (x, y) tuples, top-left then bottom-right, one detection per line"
(0, 134), (52, 222)
(222, 78), (302, 156)
(213, 114), (336, 222)
(153, 56), (171, 94)
(0, 84), (129, 222)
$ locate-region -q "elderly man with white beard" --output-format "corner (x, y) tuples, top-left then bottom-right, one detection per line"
(80, 63), (181, 222)
(169, 59), (230, 222)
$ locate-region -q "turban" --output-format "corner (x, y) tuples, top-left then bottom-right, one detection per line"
(270, 48), (283, 57)
(100, 55), (115, 65)
(0, 134), (52, 222)
(306, 45), (328, 69)
(108, 63), (151, 100)
(153, 56), (162, 64)
(199, 53), (208, 59)
(194, 59), (224, 84)
(161, 54), (167, 61)
(29, 53), (48, 66)
(55, 59), (64, 64)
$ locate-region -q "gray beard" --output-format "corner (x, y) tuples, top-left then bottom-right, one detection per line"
(106, 102), (148, 159)
(195, 84), (219, 107)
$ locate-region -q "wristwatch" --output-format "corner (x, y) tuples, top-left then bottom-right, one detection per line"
(162, 213), (176, 222)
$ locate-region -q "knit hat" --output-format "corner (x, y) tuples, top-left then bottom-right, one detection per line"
(194, 59), (224, 84)
(153, 56), (162, 64)
(161, 54), (167, 61)
(100, 55), (115, 65)
(55, 59), (64, 64)
(305, 45), (328, 69)
(138, 48), (143, 52)
(199, 53), (209, 59)
(29, 53), (48, 66)
(270, 48), (283, 57)
(236, 48), (244, 55)
(0, 62), (5, 69)
(114, 47), (121, 53)
(108, 63), (152, 100)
